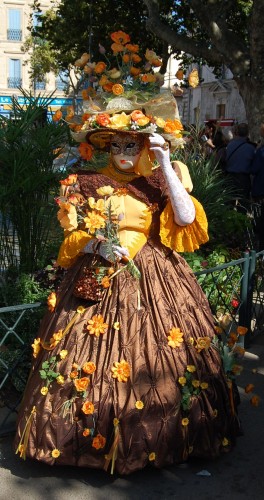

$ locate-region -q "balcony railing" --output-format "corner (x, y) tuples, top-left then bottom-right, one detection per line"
(7, 77), (22, 88)
(7, 29), (22, 41)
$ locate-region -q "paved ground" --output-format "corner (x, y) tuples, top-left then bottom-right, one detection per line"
(1, 334), (264, 500)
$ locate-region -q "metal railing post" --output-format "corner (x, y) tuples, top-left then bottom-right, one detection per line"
(239, 251), (250, 345)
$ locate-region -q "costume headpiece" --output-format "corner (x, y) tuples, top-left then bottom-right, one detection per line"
(56, 30), (185, 175)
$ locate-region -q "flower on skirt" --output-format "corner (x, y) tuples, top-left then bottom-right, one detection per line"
(178, 377), (186, 386)
(195, 336), (211, 352)
(59, 350), (68, 359)
(167, 327), (184, 348)
(40, 386), (48, 395)
(181, 418), (189, 426)
(222, 437), (229, 446)
(47, 292), (57, 312)
(92, 433), (106, 450)
(83, 428), (90, 437)
(82, 361), (96, 374)
(186, 365), (196, 373)
(111, 360), (130, 382)
(32, 337), (41, 358)
(135, 400), (144, 410)
(87, 314), (108, 336)
(81, 401), (95, 415)
(51, 448), (61, 458)
(74, 377), (90, 392)
(149, 452), (156, 461)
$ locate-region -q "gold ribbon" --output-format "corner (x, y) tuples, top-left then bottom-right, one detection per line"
(15, 406), (36, 460)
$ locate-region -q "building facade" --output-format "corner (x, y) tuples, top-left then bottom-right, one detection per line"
(0, 0), (71, 114)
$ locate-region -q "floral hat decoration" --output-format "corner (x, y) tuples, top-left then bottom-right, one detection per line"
(54, 30), (185, 174)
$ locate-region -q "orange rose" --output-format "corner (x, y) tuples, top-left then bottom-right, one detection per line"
(92, 433), (106, 449)
(131, 110), (145, 122)
(96, 113), (111, 127)
(137, 116), (150, 127)
(112, 84), (124, 96)
(94, 61), (107, 74)
(81, 401), (95, 415)
(103, 82), (114, 92)
(111, 31), (130, 45)
(74, 377), (90, 392)
(70, 370), (78, 379)
(131, 54), (142, 63)
(82, 362), (96, 374)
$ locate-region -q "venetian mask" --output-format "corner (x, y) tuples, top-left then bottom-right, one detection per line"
(110, 132), (145, 171)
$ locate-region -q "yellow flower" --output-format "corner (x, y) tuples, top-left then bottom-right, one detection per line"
(149, 452), (156, 461)
(56, 375), (65, 385)
(182, 417), (189, 426)
(135, 400), (144, 410)
(137, 116), (150, 127)
(222, 437), (229, 447)
(96, 185), (115, 197)
(200, 382), (209, 390)
(88, 197), (105, 212)
(57, 202), (78, 231)
(59, 350), (68, 360)
(47, 292), (57, 312)
(113, 418), (119, 426)
(188, 446), (193, 454)
(83, 210), (106, 234)
(111, 360), (130, 382)
(40, 386), (49, 396)
(155, 117), (165, 128)
(178, 376), (187, 386)
(192, 380), (200, 388)
(51, 448), (61, 458)
(110, 112), (131, 129)
(188, 337), (194, 345)
(113, 322), (120, 330)
(87, 314), (108, 336)
(195, 336), (211, 353)
(186, 365), (196, 373)
(167, 327), (184, 348)
(77, 306), (86, 315)
(32, 337), (41, 358)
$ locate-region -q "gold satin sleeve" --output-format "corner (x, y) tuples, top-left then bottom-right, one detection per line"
(159, 196), (209, 252)
(56, 230), (92, 268)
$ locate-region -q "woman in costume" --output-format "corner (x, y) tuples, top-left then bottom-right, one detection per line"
(14, 32), (240, 474)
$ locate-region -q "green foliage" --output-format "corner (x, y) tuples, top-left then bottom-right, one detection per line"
(0, 90), (68, 273)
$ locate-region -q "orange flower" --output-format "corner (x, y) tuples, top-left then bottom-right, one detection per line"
(222, 437), (229, 447)
(87, 314), (108, 336)
(167, 327), (184, 348)
(101, 276), (111, 288)
(103, 82), (114, 92)
(81, 113), (91, 123)
(32, 337), (41, 358)
(131, 54), (141, 63)
(111, 360), (130, 382)
(74, 377), (90, 392)
(70, 370), (78, 379)
(236, 326), (248, 336)
(96, 113), (111, 127)
(78, 143), (94, 161)
(52, 110), (62, 122)
(57, 201), (78, 231)
(250, 395), (260, 407)
(82, 361), (96, 374)
(152, 58), (162, 67)
(81, 401), (95, 414)
(195, 336), (211, 352)
(111, 31), (130, 45)
(244, 383), (254, 393)
(126, 43), (139, 53)
(83, 428), (90, 437)
(47, 292), (57, 312)
(59, 174), (78, 186)
(122, 54), (130, 64)
(92, 433), (106, 450)
(130, 67), (141, 76)
(94, 61), (107, 74)
(66, 105), (74, 118)
(112, 84), (124, 96)
(149, 452), (156, 461)
(164, 119), (183, 134)
(82, 87), (96, 100)
(229, 332), (238, 342)
(140, 73), (156, 83)
(111, 42), (126, 53)
(131, 110), (145, 122)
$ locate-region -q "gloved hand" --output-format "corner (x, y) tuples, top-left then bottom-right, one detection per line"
(83, 240), (129, 263)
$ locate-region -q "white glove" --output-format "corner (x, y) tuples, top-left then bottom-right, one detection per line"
(149, 133), (195, 226)
(83, 240), (129, 262)
(112, 245), (130, 260)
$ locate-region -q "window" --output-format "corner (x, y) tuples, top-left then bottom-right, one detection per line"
(56, 71), (69, 91)
(34, 81), (46, 90)
(7, 9), (22, 41)
(32, 11), (42, 28)
(8, 59), (22, 88)
(216, 103), (226, 119)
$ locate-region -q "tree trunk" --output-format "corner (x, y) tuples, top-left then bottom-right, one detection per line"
(236, 77), (264, 143)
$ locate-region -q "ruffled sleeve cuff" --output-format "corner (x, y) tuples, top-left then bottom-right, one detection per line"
(159, 196), (209, 252)
(56, 230), (92, 268)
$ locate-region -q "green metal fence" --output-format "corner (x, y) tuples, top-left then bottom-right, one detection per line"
(1, 250), (264, 436)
